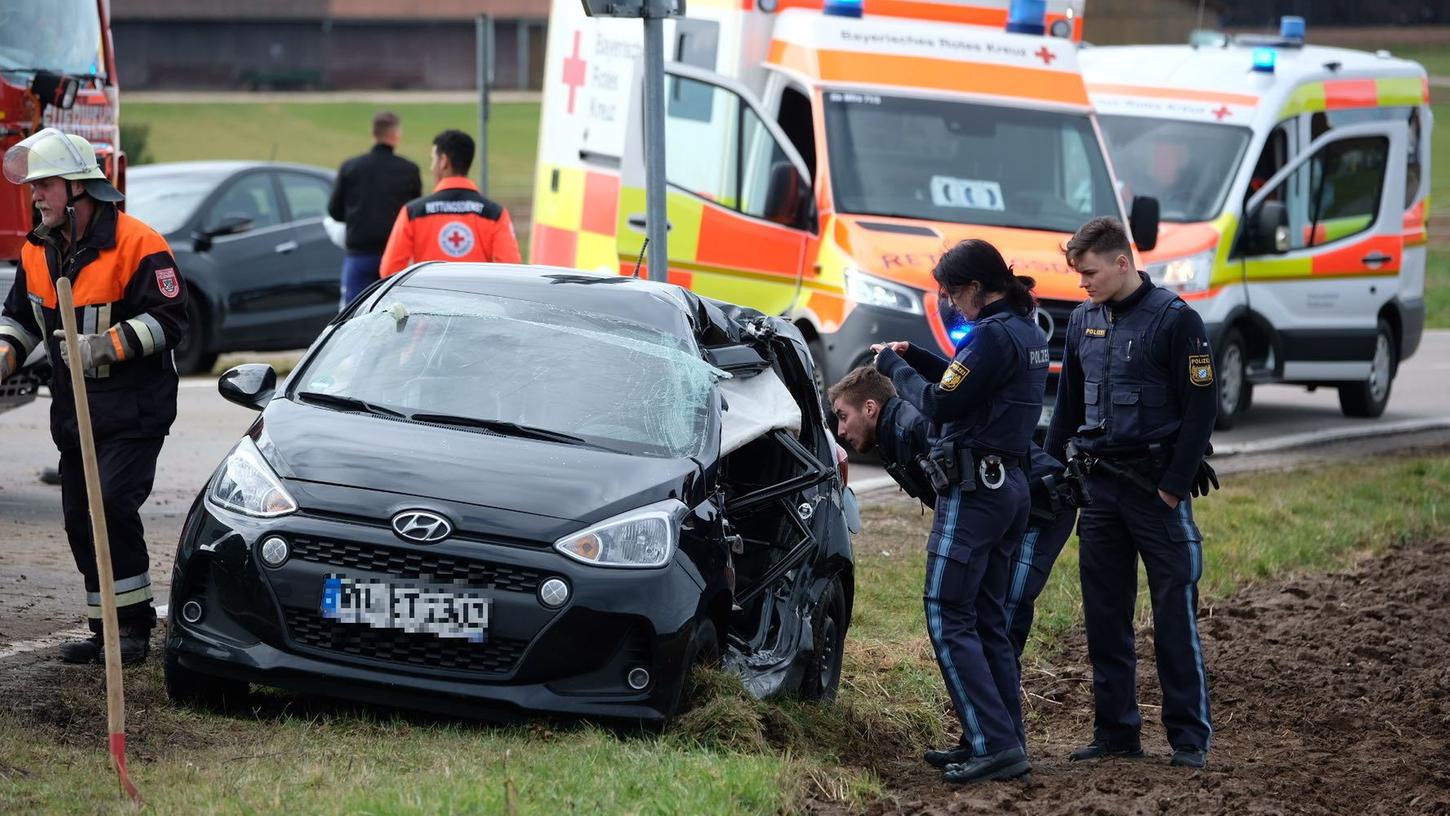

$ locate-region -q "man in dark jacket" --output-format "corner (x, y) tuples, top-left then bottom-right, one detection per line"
(328, 111), (422, 305)
(828, 365), (934, 507)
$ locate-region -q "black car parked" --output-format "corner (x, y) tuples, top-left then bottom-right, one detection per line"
(165, 263), (859, 722)
(125, 161), (344, 374)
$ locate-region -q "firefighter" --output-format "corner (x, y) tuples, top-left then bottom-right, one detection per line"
(1045, 216), (1218, 770)
(379, 129), (521, 276)
(872, 239), (1048, 785)
(0, 128), (188, 665)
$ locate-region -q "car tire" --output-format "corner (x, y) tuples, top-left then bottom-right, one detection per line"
(664, 618), (721, 720)
(799, 576), (846, 702)
(173, 297), (218, 376)
(164, 649), (248, 713)
(1213, 328), (1252, 430)
(1338, 319), (1397, 419)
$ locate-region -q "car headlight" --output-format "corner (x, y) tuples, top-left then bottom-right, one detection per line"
(207, 436), (298, 518)
(1147, 250), (1215, 293)
(554, 499), (687, 568)
(844, 268), (924, 315)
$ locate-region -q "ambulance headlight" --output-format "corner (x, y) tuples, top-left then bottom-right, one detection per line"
(1147, 250), (1215, 293)
(845, 268), (924, 315)
(207, 436), (298, 518)
(554, 499), (686, 568)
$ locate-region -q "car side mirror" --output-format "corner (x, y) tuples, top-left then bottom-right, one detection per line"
(193, 214), (254, 252)
(1129, 195), (1160, 252)
(1243, 200), (1290, 256)
(218, 363), (277, 411)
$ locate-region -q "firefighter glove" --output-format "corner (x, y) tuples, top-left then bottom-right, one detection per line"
(52, 329), (121, 375)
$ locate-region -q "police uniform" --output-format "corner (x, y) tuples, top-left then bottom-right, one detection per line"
(876, 299), (1048, 770)
(379, 176), (521, 276)
(1005, 446), (1079, 661)
(0, 202), (188, 636)
(873, 395), (935, 509)
(1045, 271), (1217, 757)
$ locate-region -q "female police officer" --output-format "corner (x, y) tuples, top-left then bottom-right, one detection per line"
(872, 239), (1049, 785)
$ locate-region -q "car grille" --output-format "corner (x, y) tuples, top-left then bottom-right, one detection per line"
(284, 607), (528, 675)
(289, 536), (548, 593)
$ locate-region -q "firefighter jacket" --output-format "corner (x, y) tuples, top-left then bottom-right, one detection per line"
(0, 203), (187, 450)
(379, 176), (522, 276)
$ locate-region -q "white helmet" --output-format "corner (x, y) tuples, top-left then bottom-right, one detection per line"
(3, 127), (123, 202)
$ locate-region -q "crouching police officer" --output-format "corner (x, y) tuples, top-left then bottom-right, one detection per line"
(1, 128), (188, 665)
(872, 239), (1048, 785)
(1045, 217), (1218, 770)
(828, 366), (935, 509)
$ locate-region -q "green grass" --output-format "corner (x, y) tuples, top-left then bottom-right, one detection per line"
(125, 102), (540, 217)
(1429, 248), (1450, 329)
(4, 454), (1448, 814)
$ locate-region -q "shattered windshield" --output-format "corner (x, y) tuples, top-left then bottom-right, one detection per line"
(295, 289), (728, 458)
(0, 2), (104, 77)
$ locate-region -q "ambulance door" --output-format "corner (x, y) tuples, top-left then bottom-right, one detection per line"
(619, 63), (814, 313)
(1239, 120), (1406, 382)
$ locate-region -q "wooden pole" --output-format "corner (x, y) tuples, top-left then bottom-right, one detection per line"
(56, 277), (141, 802)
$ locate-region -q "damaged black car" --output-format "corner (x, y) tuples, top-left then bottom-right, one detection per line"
(165, 263), (860, 722)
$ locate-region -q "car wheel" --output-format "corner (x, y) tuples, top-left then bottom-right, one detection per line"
(164, 649), (248, 713)
(1213, 328), (1252, 430)
(173, 297), (218, 376)
(800, 576), (846, 702)
(664, 618), (721, 721)
(1338, 319), (1397, 418)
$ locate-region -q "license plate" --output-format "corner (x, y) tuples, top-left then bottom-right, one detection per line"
(320, 576), (490, 642)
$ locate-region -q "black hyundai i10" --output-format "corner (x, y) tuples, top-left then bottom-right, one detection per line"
(165, 263), (859, 722)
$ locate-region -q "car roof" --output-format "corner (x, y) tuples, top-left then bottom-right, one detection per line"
(127, 160), (334, 179)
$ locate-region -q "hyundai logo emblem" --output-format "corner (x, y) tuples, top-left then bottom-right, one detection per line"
(391, 510), (453, 543)
(1034, 308), (1056, 343)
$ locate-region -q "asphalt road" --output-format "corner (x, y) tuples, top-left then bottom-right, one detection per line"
(1, 332), (1447, 646)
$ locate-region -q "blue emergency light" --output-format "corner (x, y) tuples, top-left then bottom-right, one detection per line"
(1005, 0), (1046, 35)
(823, 0), (863, 18)
(948, 323), (972, 345)
(1279, 16), (1306, 43)
(1251, 47), (1276, 73)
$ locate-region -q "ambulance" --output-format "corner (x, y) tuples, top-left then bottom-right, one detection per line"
(530, 0), (1159, 418)
(1082, 17), (1431, 427)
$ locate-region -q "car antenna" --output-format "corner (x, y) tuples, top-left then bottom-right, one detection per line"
(631, 237), (649, 279)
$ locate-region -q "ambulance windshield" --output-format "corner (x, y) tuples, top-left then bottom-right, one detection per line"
(0, 1), (104, 78)
(824, 92), (1118, 233)
(1099, 115), (1251, 223)
(296, 290), (727, 459)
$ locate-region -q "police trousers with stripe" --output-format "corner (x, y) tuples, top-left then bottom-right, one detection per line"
(1077, 470), (1212, 752)
(923, 471), (1029, 757)
(1004, 505), (1079, 660)
(60, 436), (163, 634)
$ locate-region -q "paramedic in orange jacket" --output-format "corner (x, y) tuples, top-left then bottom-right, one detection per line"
(379, 129), (521, 276)
(1, 128), (189, 666)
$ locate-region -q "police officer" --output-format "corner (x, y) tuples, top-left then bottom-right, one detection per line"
(872, 239), (1048, 785)
(1045, 216), (1217, 770)
(379, 129), (521, 276)
(0, 128), (188, 665)
(828, 366), (935, 509)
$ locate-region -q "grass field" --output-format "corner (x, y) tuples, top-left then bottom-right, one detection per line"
(4, 454), (1449, 814)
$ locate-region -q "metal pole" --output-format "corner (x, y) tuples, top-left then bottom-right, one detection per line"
(641, 9), (668, 282)
(476, 14), (492, 193)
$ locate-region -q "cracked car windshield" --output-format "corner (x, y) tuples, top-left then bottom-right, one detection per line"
(825, 91), (1119, 233)
(298, 290), (727, 458)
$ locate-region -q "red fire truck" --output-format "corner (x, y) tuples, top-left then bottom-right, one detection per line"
(0, 0), (122, 412)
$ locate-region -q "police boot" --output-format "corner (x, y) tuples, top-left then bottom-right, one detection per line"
(58, 633), (103, 664)
(942, 746), (1031, 785)
(1170, 747), (1207, 770)
(1068, 740), (1145, 761)
(923, 745), (975, 769)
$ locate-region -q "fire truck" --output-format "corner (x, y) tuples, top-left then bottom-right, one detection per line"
(0, 0), (123, 413)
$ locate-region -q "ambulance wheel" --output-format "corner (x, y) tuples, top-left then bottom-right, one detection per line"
(1338, 319), (1396, 418)
(174, 299), (218, 376)
(1213, 328), (1252, 430)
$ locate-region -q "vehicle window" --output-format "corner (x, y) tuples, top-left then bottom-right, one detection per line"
(1311, 106), (1422, 209)
(279, 173), (332, 221)
(1245, 121), (1292, 207)
(124, 171), (227, 234)
(0, 0), (104, 77)
(739, 106), (801, 224)
(1254, 135), (1388, 251)
(665, 75), (740, 208)
(206, 174), (281, 231)
(1098, 116), (1251, 223)
(823, 92), (1118, 233)
(298, 289), (724, 458)
(776, 85), (817, 181)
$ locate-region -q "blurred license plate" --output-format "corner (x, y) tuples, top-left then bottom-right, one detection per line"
(320, 576), (490, 642)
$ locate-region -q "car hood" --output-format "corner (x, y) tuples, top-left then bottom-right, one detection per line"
(257, 399), (702, 526)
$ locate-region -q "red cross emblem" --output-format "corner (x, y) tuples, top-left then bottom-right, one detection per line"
(1212, 105), (1231, 120)
(1035, 46), (1056, 66)
(437, 222), (475, 258)
(563, 31), (588, 115)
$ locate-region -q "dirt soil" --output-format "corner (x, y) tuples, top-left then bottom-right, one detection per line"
(839, 538), (1450, 816)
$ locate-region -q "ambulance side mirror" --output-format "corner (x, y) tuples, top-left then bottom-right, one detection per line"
(1129, 196), (1160, 252)
(763, 162), (816, 232)
(219, 364), (277, 411)
(1244, 200), (1290, 256)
